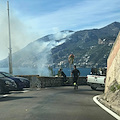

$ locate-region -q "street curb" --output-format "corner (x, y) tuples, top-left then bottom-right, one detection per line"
(93, 95), (120, 120)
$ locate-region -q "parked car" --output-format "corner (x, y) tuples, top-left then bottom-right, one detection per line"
(0, 72), (24, 91)
(0, 72), (30, 89)
(0, 73), (17, 94)
(87, 67), (106, 90)
(87, 74), (106, 90)
(15, 76), (30, 88)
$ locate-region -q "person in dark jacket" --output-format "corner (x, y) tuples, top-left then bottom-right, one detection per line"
(59, 69), (67, 84)
(71, 65), (80, 86)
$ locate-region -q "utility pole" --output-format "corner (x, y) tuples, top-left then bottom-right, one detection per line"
(7, 1), (13, 74)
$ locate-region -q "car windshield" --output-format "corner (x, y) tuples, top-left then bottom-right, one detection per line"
(1, 72), (14, 77)
(0, 1), (119, 119)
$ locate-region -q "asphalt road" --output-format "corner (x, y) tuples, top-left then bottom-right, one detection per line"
(0, 86), (116, 120)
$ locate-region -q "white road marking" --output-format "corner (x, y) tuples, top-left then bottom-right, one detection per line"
(93, 95), (120, 120)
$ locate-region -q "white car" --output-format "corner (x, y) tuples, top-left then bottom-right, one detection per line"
(87, 74), (106, 90)
(87, 67), (106, 90)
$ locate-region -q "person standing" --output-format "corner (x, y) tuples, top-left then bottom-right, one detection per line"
(71, 65), (80, 88)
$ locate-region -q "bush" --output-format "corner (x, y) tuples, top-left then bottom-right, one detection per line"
(110, 82), (120, 93)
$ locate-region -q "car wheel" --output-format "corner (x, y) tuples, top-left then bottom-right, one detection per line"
(0, 86), (4, 94)
(91, 86), (97, 90)
(18, 88), (23, 91)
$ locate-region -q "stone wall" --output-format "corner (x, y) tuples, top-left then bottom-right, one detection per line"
(16, 75), (87, 88)
(105, 32), (120, 93)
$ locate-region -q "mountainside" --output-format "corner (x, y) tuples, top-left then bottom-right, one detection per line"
(0, 22), (120, 69)
(52, 22), (120, 68)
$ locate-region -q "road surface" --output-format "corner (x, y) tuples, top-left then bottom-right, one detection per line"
(0, 86), (115, 120)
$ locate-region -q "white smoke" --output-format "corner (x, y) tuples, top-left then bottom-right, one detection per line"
(16, 31), (74, 76)
(0, 2), (42, 60)
(50, 30), (74, 47)
(34, 31), (74, 76)
(0, 2), (74, 76)
(54, 31), (74, 40)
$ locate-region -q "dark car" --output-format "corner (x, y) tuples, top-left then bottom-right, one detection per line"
(0, 72), (30, 89)
(0, 72), (24, 91)
(0, 74), (17, 94)
(15, 77), (30, 88)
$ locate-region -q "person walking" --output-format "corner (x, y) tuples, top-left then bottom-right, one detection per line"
(71, 65), (80, 89)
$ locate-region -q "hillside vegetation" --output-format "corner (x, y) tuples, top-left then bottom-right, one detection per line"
(0, 22), (120, 68)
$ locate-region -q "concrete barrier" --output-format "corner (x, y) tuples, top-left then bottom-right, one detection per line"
(16, 75), (87, 88)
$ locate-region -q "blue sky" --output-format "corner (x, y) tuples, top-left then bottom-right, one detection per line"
(3, 0), (120, 34)
(0, 0), (120, 60)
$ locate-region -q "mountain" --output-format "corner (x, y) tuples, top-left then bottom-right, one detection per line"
(51, 22), (120, 68)
(0, 30), (74, 68)
(0, 22), (120, 69)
